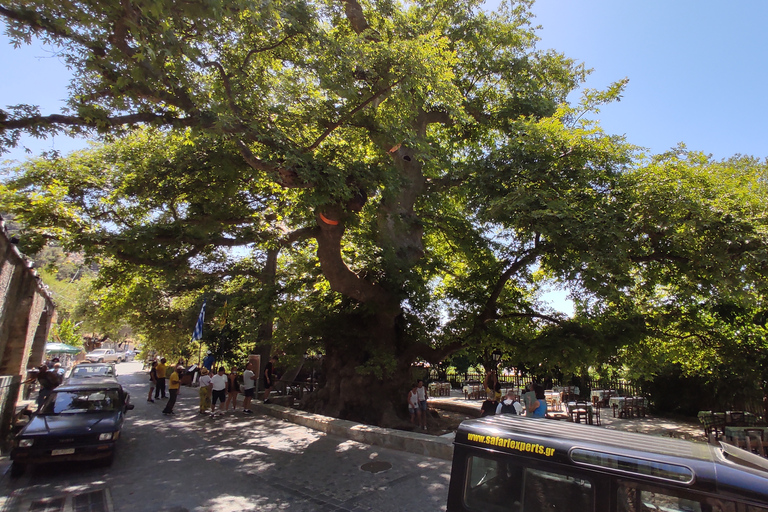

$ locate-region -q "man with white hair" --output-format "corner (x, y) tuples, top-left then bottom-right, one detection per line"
(496, 389), (523, 415)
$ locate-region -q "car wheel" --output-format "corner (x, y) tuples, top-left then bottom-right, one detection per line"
(10, 462), (26, 478)
(98, 358), (104, 363)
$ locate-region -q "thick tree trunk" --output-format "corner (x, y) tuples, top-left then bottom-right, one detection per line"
(304, 309), (415, 428)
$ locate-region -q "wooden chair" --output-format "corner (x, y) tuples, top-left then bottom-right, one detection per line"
(729, 411), (746, 426)
(572, 401), (590, 424)
(592, 402), (601, 425)
(745, 436), (766, 457)
(619, 398), (635, 419)
(633, 397), (647, 418)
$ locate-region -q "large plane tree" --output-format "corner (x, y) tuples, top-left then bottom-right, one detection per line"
(1, 0), (644, 425)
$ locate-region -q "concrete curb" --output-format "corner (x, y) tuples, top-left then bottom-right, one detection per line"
(255, 403), (455, 461)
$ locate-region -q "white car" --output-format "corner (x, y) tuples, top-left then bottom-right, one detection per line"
(84, 349), (124, 363)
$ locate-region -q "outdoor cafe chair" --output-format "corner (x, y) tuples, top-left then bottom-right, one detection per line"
(729, 411), (746, 426)
(745, 435), (767, 458)
(572, 401), (590, 424)
(592, 402), (601, 425)
(619, 397), (635, 419)
(633, 396), (647, 418)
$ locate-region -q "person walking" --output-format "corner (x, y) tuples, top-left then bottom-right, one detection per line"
(407, 382), (421, 427)
(241, 362), (256, 413)
(262, 355), (278, 404)
(147, 361), (158, 403)
(224, 367), (240, 413)
(198, 368), (212, 414)
(155, 358), (168, 399)
(162, 365), (182, 415)
(210, 367), (227, 416)
(416, 379), (428, 430)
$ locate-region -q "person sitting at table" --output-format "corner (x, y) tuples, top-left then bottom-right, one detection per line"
(527, 383), (547, 418)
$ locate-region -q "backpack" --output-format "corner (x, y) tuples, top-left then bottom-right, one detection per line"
(500, 401), (517, 415)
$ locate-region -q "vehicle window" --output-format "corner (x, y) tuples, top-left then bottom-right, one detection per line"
(463, 454), (592, 512)
(42, 390), (122, 414)
(73, 366), (113, 377)
(617, 483), (735, 512)
(522, 468), (593, 512)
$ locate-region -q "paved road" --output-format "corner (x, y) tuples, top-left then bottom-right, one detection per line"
(0, 362), (452, 512)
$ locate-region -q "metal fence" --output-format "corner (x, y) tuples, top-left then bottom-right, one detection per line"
(427, 370), (642, 397)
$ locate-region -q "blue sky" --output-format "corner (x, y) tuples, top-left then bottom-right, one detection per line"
(3, 1), (767, 160)
(529, 0), (768, 160)
(3, 1), (767, 314)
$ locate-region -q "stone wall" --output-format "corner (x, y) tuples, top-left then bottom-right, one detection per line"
(0, 216), (56, 444)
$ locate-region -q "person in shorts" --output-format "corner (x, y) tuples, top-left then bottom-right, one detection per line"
(407, 382), (420, 427)
(210, 367), (228, 416)
(416, 379), (428, 430)
(242, 362), (256, 413)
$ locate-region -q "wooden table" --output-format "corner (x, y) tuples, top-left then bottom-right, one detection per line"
(699, 411), (762, 439)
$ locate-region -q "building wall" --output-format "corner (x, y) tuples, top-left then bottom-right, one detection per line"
(0, 216), (56, 442)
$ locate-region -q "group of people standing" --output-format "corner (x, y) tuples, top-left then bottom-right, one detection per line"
(407, 379), (429, 430)
(147, 354), (279, 416)
(146, 358), (184, 415)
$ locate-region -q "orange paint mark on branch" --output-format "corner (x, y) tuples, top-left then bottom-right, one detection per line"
(319, 212), (339, 225)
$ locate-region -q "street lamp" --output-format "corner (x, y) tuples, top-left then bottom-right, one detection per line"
(492, 349), (502, 364)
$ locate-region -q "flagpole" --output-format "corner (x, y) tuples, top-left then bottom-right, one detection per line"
(191, 299), (206, 383)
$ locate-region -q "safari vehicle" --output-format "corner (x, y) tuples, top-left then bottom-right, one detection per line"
(10, 378), (134, 477)
(447, 415), (768, 512)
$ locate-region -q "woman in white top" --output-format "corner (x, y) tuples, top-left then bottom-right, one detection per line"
(210, 367), (228, 415)
(407, 383), (421, 427)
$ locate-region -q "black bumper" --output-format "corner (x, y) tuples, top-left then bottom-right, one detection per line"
(11, 443), (115, 464)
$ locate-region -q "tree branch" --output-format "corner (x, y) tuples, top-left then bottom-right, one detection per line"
(306, 79), (402, 152)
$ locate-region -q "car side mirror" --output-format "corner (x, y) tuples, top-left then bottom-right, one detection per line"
(125, 403), (135, 411)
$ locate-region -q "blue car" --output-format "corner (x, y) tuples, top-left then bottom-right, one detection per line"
(10, 378), (134, 477)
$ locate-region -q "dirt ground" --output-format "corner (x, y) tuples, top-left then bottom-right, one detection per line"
(424, 398), (707, 442)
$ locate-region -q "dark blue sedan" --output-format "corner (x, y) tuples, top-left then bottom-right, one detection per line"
(10, 378), (134, 477)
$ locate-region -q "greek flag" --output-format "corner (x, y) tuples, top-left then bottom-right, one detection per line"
(191, 299), (206, 341)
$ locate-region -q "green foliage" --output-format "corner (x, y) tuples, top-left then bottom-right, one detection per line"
(49, 319), (82, 347)
(3, 0), (768, 418)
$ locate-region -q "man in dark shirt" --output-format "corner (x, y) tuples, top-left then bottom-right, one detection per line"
(36, 365), (61, 411)
(262, 356), (278, 404)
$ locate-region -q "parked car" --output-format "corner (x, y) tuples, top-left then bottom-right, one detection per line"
(10, 378), (134, 477)
(84, 349), (124, 363)
(64, 362), (117, 381)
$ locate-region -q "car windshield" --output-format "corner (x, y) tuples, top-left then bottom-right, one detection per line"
(41, 389), (121, 414)
(70, 366), (114, 378)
